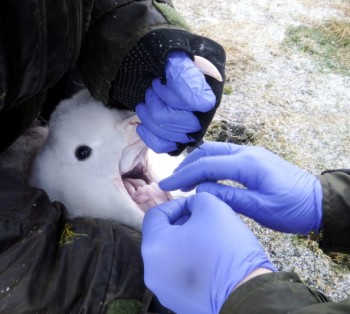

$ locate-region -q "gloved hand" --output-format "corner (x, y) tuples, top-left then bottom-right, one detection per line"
(159, 141), (323, 234)
(136, 51), (216, 153)
(142, 192), (275, 314)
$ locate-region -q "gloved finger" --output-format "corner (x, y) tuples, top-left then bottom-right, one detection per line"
(135, 113), (195, 145)
(160, 154), (255, 192)
(142, 197), (188, 236)
(144, 88), (201, 132)
(136, 91), (201, 141)
(159, 156), (227, 192)
(174, 141), (244, 171)
(197, 182), (295, 232)
(136, 124), (178, 153)
(164, 52), (216, 112)
(185, 192), (233, 220)
(196, 182), (261, 217)
(153, 78), (215, 112)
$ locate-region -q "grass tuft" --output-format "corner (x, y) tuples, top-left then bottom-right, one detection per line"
(284, 21), (350, 76)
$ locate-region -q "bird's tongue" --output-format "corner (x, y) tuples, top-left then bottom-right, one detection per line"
(123, 178), (172, 212)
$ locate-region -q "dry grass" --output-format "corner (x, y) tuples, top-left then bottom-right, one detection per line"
(327, 21), (350, 43)
(194, 20), (262, 98)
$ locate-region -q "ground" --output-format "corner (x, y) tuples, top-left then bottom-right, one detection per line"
(173, 0), (350, 302)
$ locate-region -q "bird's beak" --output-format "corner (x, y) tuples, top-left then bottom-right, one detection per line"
(194, 55), (224, 82)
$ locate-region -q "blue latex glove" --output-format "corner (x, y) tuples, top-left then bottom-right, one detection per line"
(136, 51), (216, 153)
(142, 192), (275, 314)
(159, 141), (323, 234)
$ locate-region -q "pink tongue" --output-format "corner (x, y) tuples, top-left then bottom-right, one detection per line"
(124, 179), (172, 212)
(123, 178), (146, 195)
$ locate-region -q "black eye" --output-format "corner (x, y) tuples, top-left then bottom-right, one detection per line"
(75, 145), (92, 161)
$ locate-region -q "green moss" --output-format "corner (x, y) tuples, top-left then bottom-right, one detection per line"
(205, 120), (256, 144)
(328, 252), (350, 270)
(106, 299), (143, 314)
(293, 233), (350, 271)
(153, 1), (191, 31)
(59, 223), (87, 246)
(223, 85), (233, 95)
(283, 22), (350, 76)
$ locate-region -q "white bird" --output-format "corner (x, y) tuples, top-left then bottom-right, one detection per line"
(29, 89), (182, 231)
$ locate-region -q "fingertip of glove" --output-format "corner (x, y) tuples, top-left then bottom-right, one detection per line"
(135, 123), (144, 137)
(158, 179), (170, 191)
(135, 102), (146, 116)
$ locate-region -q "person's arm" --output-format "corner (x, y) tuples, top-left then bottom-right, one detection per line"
(317, 170), (350, 254)
(159, 141), (323, 234)
(222, 169), (350, 313)
(141, 188), (350, 314)
(221, 270), (350, 314)
(77, 0), (226, 155)
(0, 0), (94, 151)
(79, 0), (225, 107)
(142, 192), (275, 314)
(159, 141), (350, 251)
(1, 0), (225, 154)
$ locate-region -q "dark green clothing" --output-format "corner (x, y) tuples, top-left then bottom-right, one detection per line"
(318, 170), (350, 254)
(221, 170), (350, 314)
(0, 0), (225, 154)
(0, 169), (150, 313)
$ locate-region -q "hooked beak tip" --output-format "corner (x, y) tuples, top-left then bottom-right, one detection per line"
(194, 55), (224, 82)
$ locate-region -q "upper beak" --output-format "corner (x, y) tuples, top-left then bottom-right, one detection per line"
(194, 55), (224, 82)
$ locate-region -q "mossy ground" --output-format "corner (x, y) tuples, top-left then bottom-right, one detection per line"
(295, 232), (350, 271)
(284, 21), (350, 76)
(206, 120), (257, 144)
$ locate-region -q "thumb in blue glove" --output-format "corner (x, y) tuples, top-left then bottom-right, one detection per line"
(136, 51), (217, 153)
(159, 141), (323, 235)
(142, 192), (275, 314)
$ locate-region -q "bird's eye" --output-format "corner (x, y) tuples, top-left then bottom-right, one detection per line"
(75, 145), (92, 161)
